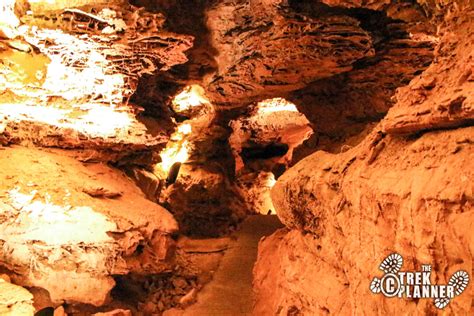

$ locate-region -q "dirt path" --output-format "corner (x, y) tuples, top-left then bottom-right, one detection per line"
(179, 215), (283, 316)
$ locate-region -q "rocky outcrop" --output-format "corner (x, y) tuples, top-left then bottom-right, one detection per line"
(159, 150), (246, 237)
(382, 14), (473, 134)
(0, 146), (178, 306)
(229, 98), (313, 215)
(254, 2), (473, 315)
(288, 0), (436, 156)
(0, 114), (166, 165)
(0, 277), (35, 315)
(205, 0), (374, 106)
(0, 0), (194, 165)
(289, 27), (435, 154)
(142, 85), (247, 237)
(256, 125), (473, 314)
(229, 98), (313, 173)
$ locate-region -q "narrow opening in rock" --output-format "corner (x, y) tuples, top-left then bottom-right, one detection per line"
(0, 0), (471, 315)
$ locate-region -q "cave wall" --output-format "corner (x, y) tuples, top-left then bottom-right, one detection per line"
(0, 0), (194, 309)
(254, 1), (473, 314)
(205, 0), (375, 106)
(1, 0), (472, 313)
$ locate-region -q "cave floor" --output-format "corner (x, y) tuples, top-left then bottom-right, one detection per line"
(170, 215), (283, 316)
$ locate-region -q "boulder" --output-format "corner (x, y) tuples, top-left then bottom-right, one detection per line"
(0, 146), (178, 306)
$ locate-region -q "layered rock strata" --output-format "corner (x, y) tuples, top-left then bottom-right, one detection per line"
(0, 146), (178, 306)
(254, 1), (473, 315)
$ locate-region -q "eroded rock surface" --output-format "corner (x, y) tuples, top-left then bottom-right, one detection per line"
(206, 0), (374, 105)
(288, 1), (436, 156)
(0, 146), (178, 306)
(254, 1), (473, 315)
(0, 278), (35, 315)
(256, 123), (473, 315)
(382, 14), (474, 134)
(0, 0), (193, 165)
(229, 98), (313, 173)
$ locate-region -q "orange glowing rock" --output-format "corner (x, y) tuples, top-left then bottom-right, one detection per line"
(229, 97), (314, 173)
(0, 147), (178, 306)
(171, 85), (211, 114)
(155, 85), (213, 176)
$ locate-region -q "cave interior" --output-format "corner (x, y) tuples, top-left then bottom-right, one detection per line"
(0, 0), (472, 315)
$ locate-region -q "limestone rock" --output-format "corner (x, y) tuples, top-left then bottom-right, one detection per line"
(383, 15), (474, 134)
(0, 112), (166, 165)
(125, 167), (163, 203)
(254, 3), (473, 314)
(93, 309), (131, 316)
(287, 0), (436, 156)
(0, 146), (178, 306)
(25, 0), (125, 13)
(256, 124), (473, 314)
(54, 306), (66, 316)
(0, 278), (35, 316)
(0, 0), (193, 165)
(229, 98), (313, 173)
(205, 0), (374, 105)
(236, 172), (277, 215)
(320, 0), (390, 10)
(160, 163), (245, 237)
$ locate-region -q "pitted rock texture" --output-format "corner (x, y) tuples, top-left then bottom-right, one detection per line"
(0, 0), (194, 165)
(0, 146), (178, 306)
(205, 0), (374, 105)
(160, 163), (245, 237)
(0, 117), (166, 165)
(254, 2), (473, 315)
(256, 125), (473, 315)
(288, 1), (436, 156)
(229, 98), (313, 173)
(382, 14), (474, 134)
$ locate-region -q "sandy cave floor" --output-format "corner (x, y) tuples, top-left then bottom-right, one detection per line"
(167, 215), (283, 316)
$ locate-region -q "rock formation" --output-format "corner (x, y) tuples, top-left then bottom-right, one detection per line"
(0, 0), (188, 310)
(0, 275), (35, 315)
(0, 146), (178, 306)
(254, 1), (473, 315)
(0, 0), (472, 314)
(206, 0), (375, 106)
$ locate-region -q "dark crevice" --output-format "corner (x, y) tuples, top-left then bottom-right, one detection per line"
(241, 143), (289, 160)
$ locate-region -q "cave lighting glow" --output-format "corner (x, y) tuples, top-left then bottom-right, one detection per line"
(172, 84), (210, 112)
(256, 97), (299, 114)
(0, 0), (20, 30)
(5, 187), (117, 245)
(156, 123), (192, 175)
(156, 84), (212, 177)
(0, 102), (135, 137)
(159, 140), (190, 174)
(0, 2), (137, 138)
(266, 173), (277, 188)
(265, 173), (277, 215)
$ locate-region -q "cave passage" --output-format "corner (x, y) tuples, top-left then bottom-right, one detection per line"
(0, 0), (472, 315)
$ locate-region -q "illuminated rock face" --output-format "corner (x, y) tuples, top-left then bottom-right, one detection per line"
(382, 15), (474, 134)
(0, 0), (193, 165)
(254, 2), (474, 314)
(229, 98), (313, 215)
(0, 277), (35, 315)
(0, 147), (178, 306)
(205, 0), (375, 105)
(256, 131), (472, 313)
(149, 84), (246, 236)
(258, 126), (473, 314)
(0, 0), (472, 313)
(229, 98), (313, 173)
